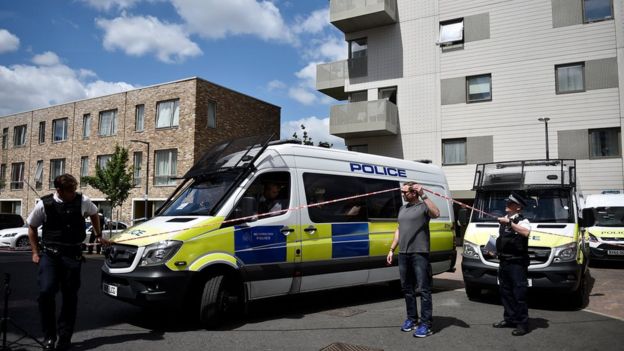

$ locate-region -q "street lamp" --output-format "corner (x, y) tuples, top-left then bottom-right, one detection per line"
(538, 117), (550, 160)
(130, 139), (150, 221)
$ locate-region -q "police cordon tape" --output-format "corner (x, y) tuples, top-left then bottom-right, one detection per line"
(96, 185), (624, 250)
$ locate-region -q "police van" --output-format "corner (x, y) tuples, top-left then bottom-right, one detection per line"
(460, 159), (589, 306)
(583, 193), (624, 261)
(101, 136), (456, 326)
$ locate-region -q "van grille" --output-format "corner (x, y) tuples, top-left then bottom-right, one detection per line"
(481, 246), (551, 265)
(105, 244), (138, 269)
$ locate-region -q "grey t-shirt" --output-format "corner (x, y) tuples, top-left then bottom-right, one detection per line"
(397, 202), (431, 254)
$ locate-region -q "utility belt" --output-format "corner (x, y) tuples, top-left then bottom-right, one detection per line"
(498, 254), (529, 265)
(41, 242), (83, 260)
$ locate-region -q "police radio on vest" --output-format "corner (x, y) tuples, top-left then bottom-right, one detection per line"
(350, 162), (407, 178)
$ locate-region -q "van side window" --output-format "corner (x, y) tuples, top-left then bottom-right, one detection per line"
(226, 172), (290, 224)
(303, 173), (401, 223)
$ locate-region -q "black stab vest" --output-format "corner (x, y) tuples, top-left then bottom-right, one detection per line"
(41, 193), (86, 246)
(496, 214), (529, 262)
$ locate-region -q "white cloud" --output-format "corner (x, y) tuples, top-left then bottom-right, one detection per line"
(267, 79), (286, 91)
(281, 116), (345, 149)
(80, 0), (144, 11)
(0, 29), (19, 54)
(294, 62), (318, 89)
(288, 86), (316, 105)
(32, 51), (61, 66)
(96, 15), (202, 63)
(293, 8), (329, 34)
(0, 52), (134, 116)
(172, 0), (295, 43)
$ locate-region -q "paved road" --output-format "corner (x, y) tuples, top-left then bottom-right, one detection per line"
(1, 251), (623, 351)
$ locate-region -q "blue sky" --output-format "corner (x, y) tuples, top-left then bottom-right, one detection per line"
(0, 0), (347, 147)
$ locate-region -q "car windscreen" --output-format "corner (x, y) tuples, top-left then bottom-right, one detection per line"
(471, 189), (573, 223)
(161, 171), (241, 216)
(592, 207), (624, 227)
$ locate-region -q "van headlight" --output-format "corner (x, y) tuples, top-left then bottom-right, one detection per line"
(463, 241), (480, 259)
(587, 233), (599, 243)
(553, 242), (577, 262)
(140, 240), (183, 266)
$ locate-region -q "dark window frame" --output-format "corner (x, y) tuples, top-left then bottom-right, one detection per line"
(466, 74), (492, 103)
(442, 138), (468, 166)
(38, 121), (46, 144)
(439, 18), (464, 46)
(135, 104), (145, 132)
(52, 117), (69, 143)
(555, 62), (586, 94)
(582, 0), (613, 23)
(588, 127), (621, 159)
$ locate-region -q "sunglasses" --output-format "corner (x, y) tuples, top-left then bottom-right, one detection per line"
(401, 190), (415, 194)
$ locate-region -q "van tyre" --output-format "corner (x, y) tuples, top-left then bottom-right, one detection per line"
(465, 283), (481, 300)
(199, 274), (239, 328)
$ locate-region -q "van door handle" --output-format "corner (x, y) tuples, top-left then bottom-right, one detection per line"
(280, 226), (295, 236)
(304, 226), (317, 234)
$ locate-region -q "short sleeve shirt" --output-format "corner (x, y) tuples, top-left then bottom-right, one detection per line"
(397, 201), (431, 254)
(27, 193), (98, 228)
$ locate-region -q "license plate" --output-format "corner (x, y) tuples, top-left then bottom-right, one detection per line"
(607, 250), (624, 256)
(103, 283), (117, 296)
(497, 278), (532, 287)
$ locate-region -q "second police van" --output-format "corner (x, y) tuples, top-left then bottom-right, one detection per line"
(583, 192), (624, 261)
(101, 135), (456, 326)
(460, 159), (589, 306)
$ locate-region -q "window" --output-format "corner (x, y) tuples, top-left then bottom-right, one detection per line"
(34, 160), (44, 190)
(133, 152), (142, 187)
(378, 86), (397, 104)
(49, 159), (65, 189)
(135, 104), (145, 132)
(13, 125), (27, 147)
(10, 162), (24, 190)
(83, 114), (91, 139)
(38, 121), (45, 144)
(156, 99), (180, 128)
(80, 157), (89, 187)
(97, 155), (112, 169)
(349, 38), (367, 59)
(98, 109), (117, 136)
(207, 101), (216, 128)
(348, 145), (368, 153)
(52, 118), (68, 142)
(583, 0), (613, 23)
(443, 138), (467, 165)
(303, 173), (402, 224)
(466, 74), (492, 102)
(556, 63), (585, 94)
(1, 128), (7, 149)
(227, 172), (291, 223)
(155, 149), (177, 186)
(439, 19), (464, 45)
(589, 128), (621, 158)
(0, 164), (6, 189)
(348, 90), (367, 102)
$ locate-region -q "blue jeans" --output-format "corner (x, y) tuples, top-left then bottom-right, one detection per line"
(398, 253), (432, 326)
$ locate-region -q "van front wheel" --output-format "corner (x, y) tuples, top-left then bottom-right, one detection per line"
(199, 274), (238, 328)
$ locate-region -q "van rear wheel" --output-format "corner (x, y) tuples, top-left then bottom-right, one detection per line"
(199, 274), (239, 328)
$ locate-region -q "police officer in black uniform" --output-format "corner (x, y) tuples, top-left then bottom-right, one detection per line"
(492, 192), (531, 336)
(27, 174), (105, 350)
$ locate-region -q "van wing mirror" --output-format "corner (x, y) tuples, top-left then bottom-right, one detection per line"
(580, 208), (595, 228)
(240, 196), (258, 222)
(457, 208), (470, 226)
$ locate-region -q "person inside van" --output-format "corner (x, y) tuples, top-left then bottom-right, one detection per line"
(257, 183), (287, 217)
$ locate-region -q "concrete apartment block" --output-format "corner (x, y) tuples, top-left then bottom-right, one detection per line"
(0, 77), (280, 223)
(319, 0), (624, 203)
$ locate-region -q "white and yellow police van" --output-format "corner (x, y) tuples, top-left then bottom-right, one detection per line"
(583, 193), (624, 261)
(460, 159), (589, 306)
(101, 136), (456, 327)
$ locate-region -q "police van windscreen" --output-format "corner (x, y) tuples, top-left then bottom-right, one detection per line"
(160, 172), (239, 216)
(592, 207), (624, 227)
(471, 189), (573, 223)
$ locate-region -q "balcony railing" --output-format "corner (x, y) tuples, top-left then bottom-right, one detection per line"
(316, 60), (348, 100)
(330, 99), (399, 138)
(330, 0), (398, 33)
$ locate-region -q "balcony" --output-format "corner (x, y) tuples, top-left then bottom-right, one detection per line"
(330, 99), (398, 138)
(316, 60), (348, 100)
(330, 0), (398, 33)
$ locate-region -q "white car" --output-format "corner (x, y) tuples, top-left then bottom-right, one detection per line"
(0, 226), (42, 249)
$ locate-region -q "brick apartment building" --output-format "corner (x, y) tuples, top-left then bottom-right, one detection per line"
(0, 77), (280, 224)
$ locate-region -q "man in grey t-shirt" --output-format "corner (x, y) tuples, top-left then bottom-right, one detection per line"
(387, 181), (440, 338)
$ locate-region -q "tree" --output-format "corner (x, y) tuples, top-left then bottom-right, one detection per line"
(83, 145), (133, 226)
(292, 124), (333, 148)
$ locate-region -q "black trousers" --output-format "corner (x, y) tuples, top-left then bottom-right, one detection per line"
(37, 252), (82, 340)
(498, 259), (529, 329)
